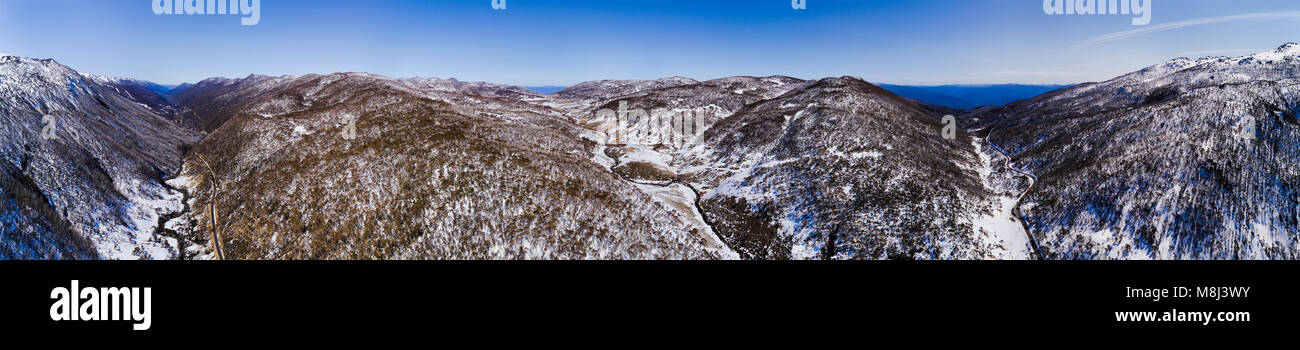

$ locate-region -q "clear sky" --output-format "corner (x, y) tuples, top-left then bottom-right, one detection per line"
(1, 0), (1297, 86)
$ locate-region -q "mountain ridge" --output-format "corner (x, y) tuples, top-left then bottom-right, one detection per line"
(963, 43), (1300, 259)
(0, 55), (199, 259)
(3, 44), (1297, 259)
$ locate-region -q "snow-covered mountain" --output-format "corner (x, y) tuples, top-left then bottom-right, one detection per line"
(4, 43), (1297, 260)
(562, 75), (1031, 259)
(584, 76), (811, 150)
(86, 75), (179, 117)
(964, 43), (1300, 259)
(166, 72), (726, 259)
(556, 76), (700, 102)
(0, 55), (199, 259)
(658, 77), (1026, 259)
(166, 74), (299, 132)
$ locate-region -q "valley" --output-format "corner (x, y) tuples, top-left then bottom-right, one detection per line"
(2, 43), (1298, 260)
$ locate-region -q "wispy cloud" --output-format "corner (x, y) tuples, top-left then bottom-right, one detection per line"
(1074, 11), (1300, 49)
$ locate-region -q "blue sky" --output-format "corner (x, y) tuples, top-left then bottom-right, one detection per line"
(1, 0), (1297, 86)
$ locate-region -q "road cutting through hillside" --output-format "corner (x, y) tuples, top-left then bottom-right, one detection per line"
(605, 146), (731, 254)
(986, 128), (1046, 260)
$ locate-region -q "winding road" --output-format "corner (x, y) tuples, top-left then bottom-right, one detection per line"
(985, 128), (1045, 260)
(605, 146), (730, 253)
(197, 156), (226, 260)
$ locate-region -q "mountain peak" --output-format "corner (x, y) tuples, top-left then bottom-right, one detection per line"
(0, 55), (86, 92)
(810, 75), (871, 87)
(1271, 42), (1300, 55)
(1243, 42), (1300, 62)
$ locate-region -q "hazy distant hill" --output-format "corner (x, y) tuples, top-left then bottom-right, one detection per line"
(879, 84), (1072, 110)
(525, 86), (568, 95)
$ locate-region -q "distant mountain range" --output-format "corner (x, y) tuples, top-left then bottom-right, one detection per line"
(878, 84), (1073, 110)
(524, 86), (568, 94)
(540, 83), (1073, 109)
(2, 43), (1296, 260)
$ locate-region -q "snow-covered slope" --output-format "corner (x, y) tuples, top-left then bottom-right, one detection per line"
(0, 55), (199, 259)
(8, 43), (1296, 260)
(589, 76), (811, 148)
(964, 43), (1300, 259)
(86, 75), (178, 117)
(170, 72), (724, 259)
(677, 77), (1017, 259)
(556, 76), (700, 102)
